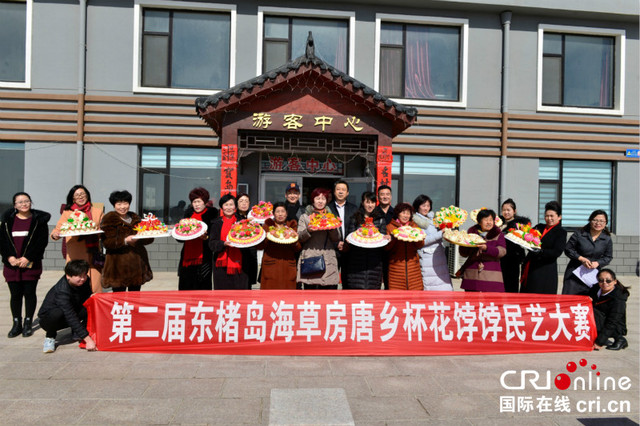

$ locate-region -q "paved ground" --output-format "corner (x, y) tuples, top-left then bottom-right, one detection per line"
(0, 271), (638, 425)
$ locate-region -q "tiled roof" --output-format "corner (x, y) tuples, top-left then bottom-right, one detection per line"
(195, 33), (417, 125)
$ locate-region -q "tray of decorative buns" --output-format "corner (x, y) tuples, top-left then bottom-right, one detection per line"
(171, 218), (207, 241)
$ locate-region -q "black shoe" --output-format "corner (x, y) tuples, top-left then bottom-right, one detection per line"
(22, 318), (33, 337)
(8, 318), (22, 338)
(606, 337), (628, 351)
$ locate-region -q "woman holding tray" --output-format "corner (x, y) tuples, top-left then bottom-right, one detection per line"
(520, 201), (567, 294)
(499, 198), (531, 293)
(209, 194), (249, 290)
(459, 209), (506, 292)
(50, 185), (104, 293)
(101, 190), (153, 292)
(412, 194), (452, 291)
(385, 203), (424, 290)
(235, 192), (258, 289)
(177, 187), (218, 291)
(297, 188), (340, 290)
(0, 192), (50, 337)
(257, 202), (301, 289)
(344, 192), (390, 290)
(562, 209), (613, 296)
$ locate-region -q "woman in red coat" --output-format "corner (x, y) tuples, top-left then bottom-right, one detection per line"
(385, 203), (424, 290)
(258, 203), (301, 289)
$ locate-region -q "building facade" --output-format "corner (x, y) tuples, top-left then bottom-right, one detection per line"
(1, 0), (638, 273)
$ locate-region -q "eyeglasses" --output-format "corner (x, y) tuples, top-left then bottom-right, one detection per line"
(597, 278), (614, 284)
(15, 200), (31, 205)
(591, 220), (607, 224)
(74, 193), (87, 199)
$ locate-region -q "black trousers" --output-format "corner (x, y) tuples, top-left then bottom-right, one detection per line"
(7, 280), (38, 319)
(39, 307), (87, 339)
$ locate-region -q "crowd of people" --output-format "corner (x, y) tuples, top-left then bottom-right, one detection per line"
(0, 182), (630, 353)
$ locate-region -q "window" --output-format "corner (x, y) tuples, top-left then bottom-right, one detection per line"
(262, 15), (349, 73)
(140, 146), (221, 224)
(0, 143), (25, 213)
(538, 25), (625, 115)
(257, 7), (354, 76)
(0, 0), (30, 87)
(134, 1), (235, 94)
(376, 14), (467, 106)
(395, 154), (458, 208)
(538, 160), (614, 229)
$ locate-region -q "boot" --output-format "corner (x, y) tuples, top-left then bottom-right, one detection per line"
(606, 336), (628, 351)
(22, 318), (33, 337)
(8, 318), (22, 338)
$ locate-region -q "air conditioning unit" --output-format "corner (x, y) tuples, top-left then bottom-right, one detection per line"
(446, 242), (463, 277)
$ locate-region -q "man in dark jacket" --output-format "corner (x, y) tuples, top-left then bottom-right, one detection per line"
(284, 182), (304, 222)
(38, 260), (95, 353)
(373, 185), (393, 289)
(327, 180), (358, 288)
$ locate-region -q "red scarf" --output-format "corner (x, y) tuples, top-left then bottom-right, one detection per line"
(182, 208), (207, 267)
(70, 202), (99, 250)
(521, 223), (558, 286)
(71, 202), (92, 220)
(215, 215), (243, 274)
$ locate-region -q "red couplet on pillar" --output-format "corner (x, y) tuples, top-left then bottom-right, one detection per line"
(376, 146), (393, 191)
(221, 144), (238, 196)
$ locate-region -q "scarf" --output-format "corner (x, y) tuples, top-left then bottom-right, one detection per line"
(182, 208), (207, 267)
(215, 215), (243, 274)
(521, 223), (558, 286)
(67, 203), (99, 254)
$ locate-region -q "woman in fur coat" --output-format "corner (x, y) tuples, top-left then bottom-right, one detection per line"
(101, 190), (153, 291)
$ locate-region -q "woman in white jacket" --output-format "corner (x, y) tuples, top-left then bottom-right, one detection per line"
(412, 195), (453, 291)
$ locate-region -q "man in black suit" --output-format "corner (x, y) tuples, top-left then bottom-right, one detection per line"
(373, 185), (394, 289)
(328, 180), (358, 289)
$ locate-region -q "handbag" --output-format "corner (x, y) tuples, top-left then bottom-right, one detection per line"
(300, 255), (326, 276)
(299, 231), (330, 277)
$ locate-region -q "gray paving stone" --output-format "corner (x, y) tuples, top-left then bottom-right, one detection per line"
(266, 358), (333, 377)
(366, 375), (444, 397)
(221, 376), (295, 398)
(328, 357), (399, 376)
(125, 361), (201, 379)
(172, 396), (265, 424)
(0, 399), (98, 425)
(0, 361), (67, 379)
(417, 393), (497, 418)
(347, 396), (429, 422)
(269, 388), (354, 425)
(294, 376), (372, 397)
(79, 398), (182, 425)
(195, 359), (266, 378)
(142, 378), (224, 398)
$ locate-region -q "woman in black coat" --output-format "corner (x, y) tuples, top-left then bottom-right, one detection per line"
(235, 192), (258, 289)
(520, 201), (567, 294)
(590, 269), (629, 351)
(562, 210), (613, 295)
(499, 198), (530, 293)
(0, 192), (50, 337)
(343, 192), (390, 290)
(177, 187), (218, 291)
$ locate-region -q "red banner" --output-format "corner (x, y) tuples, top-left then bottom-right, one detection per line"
(85, 291), (596, 356)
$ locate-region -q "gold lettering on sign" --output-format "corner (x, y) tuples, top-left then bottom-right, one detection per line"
(344, 116), (363, 132)
(283, 114), (303, 130)
(252, 113), (273, 129)
(313, 115), (333, 132)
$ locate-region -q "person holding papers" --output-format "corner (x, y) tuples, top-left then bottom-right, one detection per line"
(562, 210), (613, 295)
